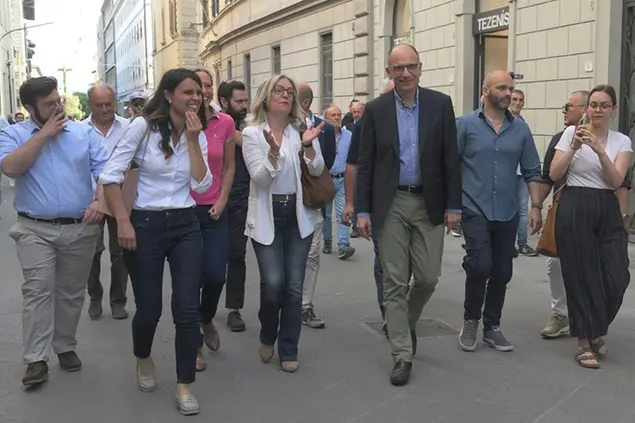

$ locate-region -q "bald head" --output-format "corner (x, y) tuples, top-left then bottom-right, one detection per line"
(482, 70), (513, 90)
(324, 104), (342, 127)
(87, 82), (117, 124)
(387, 43), (420, 66)
(386, 43), (420, 97)
(297, 82), (313, 112)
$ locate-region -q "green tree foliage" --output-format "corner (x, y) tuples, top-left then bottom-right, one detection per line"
(73, 92), (89, 117)
(63, 94), (83, 121)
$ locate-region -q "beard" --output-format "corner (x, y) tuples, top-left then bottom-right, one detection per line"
(226, 106), (247, 129)
(487, 92), (511, 110)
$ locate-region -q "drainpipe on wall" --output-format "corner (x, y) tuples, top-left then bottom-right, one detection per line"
(507, 0), (517, 72)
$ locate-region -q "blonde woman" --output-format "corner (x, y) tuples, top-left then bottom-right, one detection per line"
(242, 75), (324, 373)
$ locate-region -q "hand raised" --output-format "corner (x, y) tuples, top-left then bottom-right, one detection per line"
(185, 110), (202, 141)
(263, 129), (281, 153)
(301, 122), (325, 144)
(40, 111), (67, 139)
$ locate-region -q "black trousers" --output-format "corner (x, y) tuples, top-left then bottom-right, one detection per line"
(226, 192), (248, 310)
(462, 207), (518, 330)
(555, 187), (630, 340)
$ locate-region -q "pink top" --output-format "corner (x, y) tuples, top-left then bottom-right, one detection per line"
(191, 111), (236, 205)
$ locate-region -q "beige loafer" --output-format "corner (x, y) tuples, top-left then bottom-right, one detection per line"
(259, 343), (274, 363)
(136, 358), (157, 392)
(174, 392), (199, 416)
(281, 361), (299, 373)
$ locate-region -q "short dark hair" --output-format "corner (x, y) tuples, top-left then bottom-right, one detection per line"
(217, 80), (246, 105)
(19, 77), (58, 108)
(512, 89), (525, 97)
(588, 84), (617, 106)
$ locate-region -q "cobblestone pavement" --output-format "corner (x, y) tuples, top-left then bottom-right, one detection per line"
(0, 184), (634, 423)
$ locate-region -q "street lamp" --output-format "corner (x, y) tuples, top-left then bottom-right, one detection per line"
(0, 22), (55, 44)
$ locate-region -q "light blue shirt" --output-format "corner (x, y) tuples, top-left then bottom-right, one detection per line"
(0, 119), (109, 219)
(330, 127), (352, 175)
(395, 89), (420, 186)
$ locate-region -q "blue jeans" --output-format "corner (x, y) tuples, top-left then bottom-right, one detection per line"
(251, 197), (312, 362)
(195, 205), (229, 337)
(124, 208), (202, 384)
(323, 177), (349, 248)
(373, 235), (384, 317)
(516, 176), (529, 248)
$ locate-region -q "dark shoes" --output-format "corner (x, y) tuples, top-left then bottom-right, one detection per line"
(88, 300), (102, 320)
(202, 323), (220, 351)
(58, 351), (82, 372)
(390, 360), (412, 386)
(227, 311), (246, 332)
(22, 361), (48, 387)
(111, 303), (129, 320)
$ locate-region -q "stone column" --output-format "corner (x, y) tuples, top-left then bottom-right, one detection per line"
(354, 0), (373, 102)
(454, 0), (476, 116)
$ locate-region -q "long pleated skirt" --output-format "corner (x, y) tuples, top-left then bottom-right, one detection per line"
(554, 186), (630, 340)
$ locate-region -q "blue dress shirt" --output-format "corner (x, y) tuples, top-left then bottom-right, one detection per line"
(395, 89), (421, 186)
(330, 127), (352, 175)
(457, 106), (541, 222)
(0, 119), (108, 220)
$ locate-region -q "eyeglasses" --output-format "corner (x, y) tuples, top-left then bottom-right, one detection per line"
(272, 85), (295, 97)
(588, 102), (614, 111)
(388, 63), (420, 75)
(562, 103), (585, 112)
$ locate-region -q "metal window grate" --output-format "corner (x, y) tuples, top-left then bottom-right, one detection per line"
(365, 318), (458, 338)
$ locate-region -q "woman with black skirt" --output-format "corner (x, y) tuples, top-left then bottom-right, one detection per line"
(549, 84), (632, 369)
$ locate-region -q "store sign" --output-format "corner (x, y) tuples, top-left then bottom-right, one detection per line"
(473, 7), (510, 35)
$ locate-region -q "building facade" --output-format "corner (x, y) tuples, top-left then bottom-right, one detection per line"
(10, 0), (26, 109)
(198, 0), (631, 157)
(97, 0), (155, 112)
(151, 0), (202, 84)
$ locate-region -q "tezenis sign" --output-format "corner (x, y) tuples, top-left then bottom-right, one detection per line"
(473, 7), (510, 35)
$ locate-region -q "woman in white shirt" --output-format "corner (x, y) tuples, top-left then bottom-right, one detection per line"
(550, 84), (631, 370)
(242, 75), (324, 373)
(99, 68), (212, 415)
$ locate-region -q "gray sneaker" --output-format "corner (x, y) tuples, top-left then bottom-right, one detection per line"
(459, 319), (479, 352)
(302, 308), (326, 329)
(338, 246), (355, 260)
(483, 326), (514, 352)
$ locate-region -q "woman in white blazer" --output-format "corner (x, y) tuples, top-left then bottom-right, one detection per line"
(242, 74), (325, 373)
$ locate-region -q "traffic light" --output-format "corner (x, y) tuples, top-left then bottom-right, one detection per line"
(26, 39), (35, 60)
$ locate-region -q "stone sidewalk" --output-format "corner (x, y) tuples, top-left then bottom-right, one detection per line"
(0, 187), (634, 422)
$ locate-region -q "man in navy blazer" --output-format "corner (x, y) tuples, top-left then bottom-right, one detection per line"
(297, 82), (336, 329)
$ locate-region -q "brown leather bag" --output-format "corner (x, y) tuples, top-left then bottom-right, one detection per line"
(536, 186), (564, 257)
(298, 149), (335, 209)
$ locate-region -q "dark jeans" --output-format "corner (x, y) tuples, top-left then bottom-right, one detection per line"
(87, 215), (128, 305)
(124, 208), (202, 384)
(226, 192), (248, 310)
(461, 207), (518, 330)
(372, 235), (384, 318)
(251, 198), (312, 362)
(196, 205), (229, 330)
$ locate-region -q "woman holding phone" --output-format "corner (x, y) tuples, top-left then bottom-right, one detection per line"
(549, 84), (631, 369)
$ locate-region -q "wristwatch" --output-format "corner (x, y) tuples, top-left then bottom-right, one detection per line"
(302, 141), (314, 149)
(532, 203), (543, 210)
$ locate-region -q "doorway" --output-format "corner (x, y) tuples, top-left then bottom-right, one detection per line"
(474, 32), (508, 108)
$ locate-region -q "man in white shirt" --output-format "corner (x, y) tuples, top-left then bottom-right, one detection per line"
(81, 83), (131, 320)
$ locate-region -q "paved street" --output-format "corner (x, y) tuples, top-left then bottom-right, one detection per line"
(0, 183), (634, 423)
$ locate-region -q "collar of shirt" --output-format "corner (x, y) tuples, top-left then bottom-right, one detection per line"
(477, 104), (515, 123)
(82, 114), (128, 135)
(394, 87), (419, 110)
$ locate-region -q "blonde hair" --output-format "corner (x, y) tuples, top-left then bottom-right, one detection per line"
(248, 74), (305, 129)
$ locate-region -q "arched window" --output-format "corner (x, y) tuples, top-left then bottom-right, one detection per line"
(392, 0), (412, 46)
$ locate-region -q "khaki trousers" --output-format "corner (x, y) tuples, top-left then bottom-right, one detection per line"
(378, 192), (445, 362)
(302, 220), (323, 309)
(10, 217), (100, 364)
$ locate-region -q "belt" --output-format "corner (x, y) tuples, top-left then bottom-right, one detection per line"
(18, 212), (83, 225)
(272, 194), (296, 202)
(397, 185), (423, 194)
(331, 173), (344, 179)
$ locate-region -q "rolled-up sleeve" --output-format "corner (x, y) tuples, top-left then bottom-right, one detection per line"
(88, 126), (109, 181)
(303, 136), (325, 177)
(191, 131), (213, 193)
(0, 127), (20, 171)
(520, 127), (542, 183)
(98, 117), (147, 185)
(242, 125), (280, 188)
